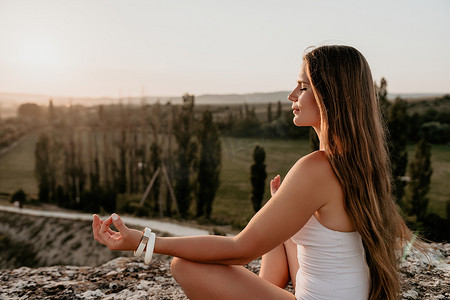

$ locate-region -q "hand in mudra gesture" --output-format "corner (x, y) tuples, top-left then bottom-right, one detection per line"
(92, 213), (143, 251)
(270, 174), (281, 196)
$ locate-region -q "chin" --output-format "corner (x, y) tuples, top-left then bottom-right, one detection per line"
(293, 117), (303, 127)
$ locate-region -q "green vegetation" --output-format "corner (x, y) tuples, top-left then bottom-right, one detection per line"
(196, 110), (222, 218)
(387, 98), (409, 207)
(174, 94), (198, 218)
(407, 139), (433, 221)
(1, 134), (448, 228)
(250, 145), (267, 213)
(0, 92), (449, 239)
(406, 143), (450, 216)
(210, 137), (310, 228)
(0, 132), (39, 196)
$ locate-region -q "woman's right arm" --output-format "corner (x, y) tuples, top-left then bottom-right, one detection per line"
(93, 151), (333, 265)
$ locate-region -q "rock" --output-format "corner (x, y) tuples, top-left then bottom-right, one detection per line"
(79, 289), (105, 299)
(403, 289), (419, 299)
(0, 210), (448, 299)
(0, 243), (449, 299)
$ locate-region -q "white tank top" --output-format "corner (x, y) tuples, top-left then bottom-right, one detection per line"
(291, 215), (370, 300)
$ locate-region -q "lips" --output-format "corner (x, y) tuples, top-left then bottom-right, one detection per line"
(292, 107), (300, 114)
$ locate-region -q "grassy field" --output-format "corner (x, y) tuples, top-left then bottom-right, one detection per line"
(212, 139), (450, 228)
(0, 133), (448, 227)
(210, 137), (311, 228)
(0, 132), (39, 197)
(406, 143), (450, 215)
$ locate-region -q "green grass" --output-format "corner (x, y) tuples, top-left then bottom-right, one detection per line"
(406, 143), (450, 217)
(0, 133), (448, 224)
(210, 137), (311, 228)
(0, 132), (39, 197)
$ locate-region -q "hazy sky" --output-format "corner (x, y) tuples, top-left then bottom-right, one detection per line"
(0, 0), (449, 98)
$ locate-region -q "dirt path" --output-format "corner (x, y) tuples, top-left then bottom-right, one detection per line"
(0, 205), (209, 237)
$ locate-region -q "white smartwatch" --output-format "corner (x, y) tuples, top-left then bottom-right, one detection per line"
(145, 232), (157, 264)
(134, 227), (151, 257)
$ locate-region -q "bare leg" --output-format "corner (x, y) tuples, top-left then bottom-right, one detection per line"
(259, 239), (299, 289)
(171, 257), (296, 300)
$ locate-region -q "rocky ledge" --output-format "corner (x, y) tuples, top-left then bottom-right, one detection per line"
(0, 243), (449, 300)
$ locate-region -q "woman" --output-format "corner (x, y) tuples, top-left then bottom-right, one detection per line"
(93, 45), (413, 300)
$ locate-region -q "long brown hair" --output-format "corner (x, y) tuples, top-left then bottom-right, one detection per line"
(304, 45), (412, 300)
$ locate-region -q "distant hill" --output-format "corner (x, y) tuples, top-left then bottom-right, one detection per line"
(0, 91), (447, 118)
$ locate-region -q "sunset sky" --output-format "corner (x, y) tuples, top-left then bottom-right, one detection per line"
(0, 0), (449, 99)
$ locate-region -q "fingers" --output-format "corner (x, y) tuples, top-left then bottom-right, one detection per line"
(270, 175), (281, 195)
(274, 175), (281, 187)
(92, 214), (107, 245)
(100, 216), (120, 247)
(111, 213), (129, 235)
(270, 175), (280, 183)
(93, 213), (131, 251)
(100, 215), (113, 234)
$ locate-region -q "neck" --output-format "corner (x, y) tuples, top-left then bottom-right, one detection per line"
(313, 126), (325, 151)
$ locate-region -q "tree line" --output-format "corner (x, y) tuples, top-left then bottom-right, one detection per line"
(5, 81), (449, 241)
(33, 95), (221, 220)
(376, 79), (449, 241)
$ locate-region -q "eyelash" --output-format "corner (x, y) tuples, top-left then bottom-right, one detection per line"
(299, 88), (307, 91)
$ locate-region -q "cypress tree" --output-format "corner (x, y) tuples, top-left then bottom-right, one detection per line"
(407, 139), (433, 221)
(267, 103), (273, 123)
(276, 101), (282, 119)
(250, 145), (267, 213)
(35, 133), (50, 202)
(375, 77), (390, 120)
(150, 141), (161, 212)
(173, 93), (198, 218)
(387, 97), (409, 208)
(196, 110), (222, 218)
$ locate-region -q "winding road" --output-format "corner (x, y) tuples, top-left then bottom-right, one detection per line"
(0, 205), (210, 236)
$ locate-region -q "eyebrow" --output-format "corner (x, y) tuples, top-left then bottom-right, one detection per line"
(297, 80), (309, 85)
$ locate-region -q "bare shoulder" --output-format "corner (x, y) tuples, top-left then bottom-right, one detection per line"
(287, 150), (342, 200)
(294, 150), (335, 180)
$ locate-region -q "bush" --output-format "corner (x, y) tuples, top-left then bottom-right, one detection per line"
(420, 122), (450, 143)
(422, 213), (450, 242)
(10, 189), (26, 204)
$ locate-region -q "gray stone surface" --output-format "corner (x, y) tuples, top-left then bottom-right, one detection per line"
(0, 208), (448, 299)
(0, 243), (448, 300)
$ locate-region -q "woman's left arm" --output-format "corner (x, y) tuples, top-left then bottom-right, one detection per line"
(93, 152), (331, 265)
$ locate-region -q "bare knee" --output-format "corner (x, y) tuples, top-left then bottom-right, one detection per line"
(171, 257), (188, 282)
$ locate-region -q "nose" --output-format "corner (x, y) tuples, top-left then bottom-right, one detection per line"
(288, 90), (297, 102)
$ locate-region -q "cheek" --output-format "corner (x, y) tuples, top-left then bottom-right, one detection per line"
(295, 94), (321, 125)
(302, 94), (318, 112)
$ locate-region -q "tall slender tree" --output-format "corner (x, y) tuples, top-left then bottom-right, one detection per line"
(173, 94), (198, 218)
(35, 133), (51, 202)
(375, 77), (390, 120)
(196, 110), (222, 218)
(276, 101), (282, 119)
(250, 145), (267, 213)
(407, 139), (433, 221)
(99, 105), (111, 190)
(267, 103), (273, 123)
(387, 97), (409, 208)
(164, 103), (176, 216)
(149, 102), (162, 213)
